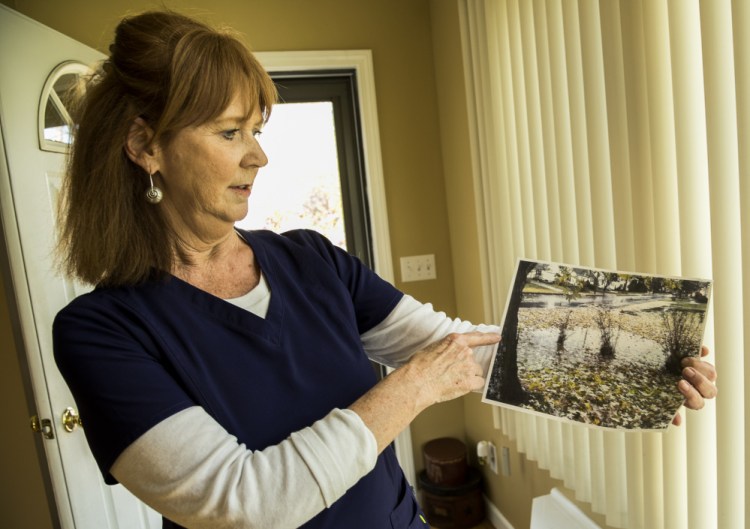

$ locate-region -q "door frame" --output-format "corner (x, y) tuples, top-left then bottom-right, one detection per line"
(255, 50), (416, 486)
(256, 51), (394, 280)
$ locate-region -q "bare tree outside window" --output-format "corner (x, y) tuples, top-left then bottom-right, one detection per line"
(236, 102), (347, 250)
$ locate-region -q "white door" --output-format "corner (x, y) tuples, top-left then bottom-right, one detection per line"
(0, 6), (160, 528)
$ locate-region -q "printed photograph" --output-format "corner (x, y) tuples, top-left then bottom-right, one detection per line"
(483, 259), (712, 430)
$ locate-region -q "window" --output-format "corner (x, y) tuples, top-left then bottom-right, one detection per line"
(236, 70), (373, 269)
(38, 61), (89, 153)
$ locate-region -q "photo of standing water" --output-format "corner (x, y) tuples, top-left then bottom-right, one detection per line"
(483, 259), (712, 430)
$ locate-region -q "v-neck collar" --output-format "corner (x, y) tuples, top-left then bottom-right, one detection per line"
(163, 230), (284, 346)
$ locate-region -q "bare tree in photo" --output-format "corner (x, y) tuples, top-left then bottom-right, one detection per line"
(496, 261), (536, 404)
(556, 310), (573, 354)
(661, 310), (702, 375)
(594, 306), (619, 358)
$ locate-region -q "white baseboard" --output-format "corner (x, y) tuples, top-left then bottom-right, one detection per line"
(484, 495), (515, 529)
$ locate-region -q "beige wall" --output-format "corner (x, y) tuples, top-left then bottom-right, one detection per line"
(0, 269), (56, 529)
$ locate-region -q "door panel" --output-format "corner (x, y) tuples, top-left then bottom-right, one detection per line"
(0, 6), (159, 528)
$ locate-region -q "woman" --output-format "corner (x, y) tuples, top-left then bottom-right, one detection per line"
(53, 10), (716, 529)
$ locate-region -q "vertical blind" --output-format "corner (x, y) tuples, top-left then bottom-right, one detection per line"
(459, 0), (747, 528)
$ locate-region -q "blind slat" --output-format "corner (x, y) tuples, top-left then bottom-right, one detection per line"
(533, 0), (563, 261)
(620, 0), (657, 273)
(730, 0), (750, 520)
(506, 0), (537, 259)
(519, 0), (551, 261)
(625, 433), (645, 529)
(579, 0), (616, 269)
(561, 0), (595, 266)
(668, 1), (718, 527)
(604, 432), (628, 528)
(642, 2), (688, 528)
(546, 0), (580, 264)
(496, 0), (526, 261)
(700, 0), (745, 527)
(642, 433), (664, 528)
(600, 0), (636, 271)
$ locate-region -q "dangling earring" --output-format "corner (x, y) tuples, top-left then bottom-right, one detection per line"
(145, 171), (163, 204)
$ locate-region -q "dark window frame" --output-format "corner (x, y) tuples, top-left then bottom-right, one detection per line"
(269, 69), (374, 270)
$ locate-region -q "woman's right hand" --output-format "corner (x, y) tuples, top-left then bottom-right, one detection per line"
(401, 332), (501, 411)
(349, 331), (500, 454)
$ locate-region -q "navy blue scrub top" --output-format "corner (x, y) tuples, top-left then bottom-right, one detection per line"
(53, 229), (428, 529)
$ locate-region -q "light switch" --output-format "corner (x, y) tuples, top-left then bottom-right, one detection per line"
(400, 254), (437, 282)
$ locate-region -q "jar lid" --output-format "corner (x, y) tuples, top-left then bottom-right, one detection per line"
(423, 437), (466, 464)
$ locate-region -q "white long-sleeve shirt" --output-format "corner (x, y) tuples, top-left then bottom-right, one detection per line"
(111, 286), (501, 529)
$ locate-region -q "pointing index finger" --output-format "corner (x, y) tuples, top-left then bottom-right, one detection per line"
(454, 331), (501, 348)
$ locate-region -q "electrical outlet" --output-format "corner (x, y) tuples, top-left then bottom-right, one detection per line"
(400, 254), (437, 282)
(488, 442), (498, 474)
(501, 446), (511, 476)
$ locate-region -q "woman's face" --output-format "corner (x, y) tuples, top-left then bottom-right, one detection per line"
(154, 93), (268, 237)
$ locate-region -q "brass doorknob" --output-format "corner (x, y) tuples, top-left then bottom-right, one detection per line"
(61, 407), (82, 433)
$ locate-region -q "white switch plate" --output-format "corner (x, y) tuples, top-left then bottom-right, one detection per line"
(400, 254), (437, 282)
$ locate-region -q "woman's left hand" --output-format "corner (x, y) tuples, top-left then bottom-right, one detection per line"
(672, 345), (717, 426)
